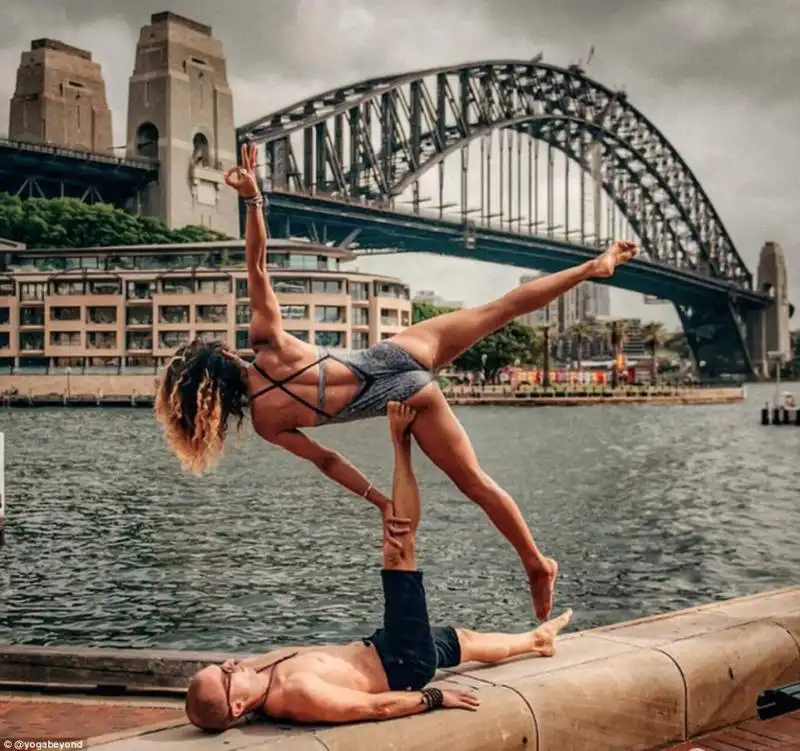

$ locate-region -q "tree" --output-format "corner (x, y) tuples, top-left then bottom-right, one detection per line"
(606, 319), (627, 388)
(409, 301), (540, 379)
(568, 321), (589, 370)
(538, 323), (555, 387)
(0, 193), (231, 248)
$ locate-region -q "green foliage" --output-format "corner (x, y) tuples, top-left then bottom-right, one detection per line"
(410, 301), (540, 376)
(0, 193), (231, 248)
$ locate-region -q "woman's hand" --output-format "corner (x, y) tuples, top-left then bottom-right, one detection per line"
(224, 143), (261, 198)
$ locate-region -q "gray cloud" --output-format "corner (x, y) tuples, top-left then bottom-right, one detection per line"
(0, 0), (797, 320)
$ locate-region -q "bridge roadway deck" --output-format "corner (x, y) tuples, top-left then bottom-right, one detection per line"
(1, 587), (798, 750)
(266, 190), (772, 310)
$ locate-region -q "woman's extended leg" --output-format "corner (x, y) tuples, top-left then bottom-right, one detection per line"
(390, 240), (636, 370)
(407, 387), (558, 621)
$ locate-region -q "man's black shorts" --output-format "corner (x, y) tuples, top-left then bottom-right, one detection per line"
(363, 569), (461, 691)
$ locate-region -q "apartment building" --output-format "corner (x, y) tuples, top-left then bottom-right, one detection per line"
(0, 239), (412, 373)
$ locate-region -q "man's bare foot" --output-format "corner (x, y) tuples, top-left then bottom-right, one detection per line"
(528, 608), (573, 657)
(528, 557), (558, 622)
(591, 240), (638, 278)
(387, 401), (416, 444)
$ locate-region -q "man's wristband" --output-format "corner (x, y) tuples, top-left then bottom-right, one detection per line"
(420, 687), (443, 711)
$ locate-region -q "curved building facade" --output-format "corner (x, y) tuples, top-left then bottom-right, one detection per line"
(0, 239), (411, 373)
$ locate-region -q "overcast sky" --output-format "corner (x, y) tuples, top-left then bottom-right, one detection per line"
(2, 0), (798, 327)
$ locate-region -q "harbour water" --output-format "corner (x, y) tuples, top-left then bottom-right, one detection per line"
(0, 382), (797, 652)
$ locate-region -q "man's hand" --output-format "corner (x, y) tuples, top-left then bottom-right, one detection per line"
(382, 510), (412, 552)
(441, 689), (481, 711)
(387, 401), (416, 444)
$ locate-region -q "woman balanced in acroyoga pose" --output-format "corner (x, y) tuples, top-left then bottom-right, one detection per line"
(155, 144), (637, 623)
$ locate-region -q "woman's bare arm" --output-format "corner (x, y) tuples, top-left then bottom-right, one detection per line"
(224, 143), (284, 345)
(271, 430), (392, 512)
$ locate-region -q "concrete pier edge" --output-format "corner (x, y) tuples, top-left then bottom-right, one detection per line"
(1, 586), (798, 750)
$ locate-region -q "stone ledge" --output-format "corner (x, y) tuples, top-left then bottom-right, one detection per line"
(3, 587), (797, 750)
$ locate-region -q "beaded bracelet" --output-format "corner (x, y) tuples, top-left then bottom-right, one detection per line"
(420, 687), (443, 710)
(243, 194), (264, 208)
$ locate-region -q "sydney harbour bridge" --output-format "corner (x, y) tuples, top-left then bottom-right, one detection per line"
(236, 60), (791, 380)
(0, 39), (791, 379)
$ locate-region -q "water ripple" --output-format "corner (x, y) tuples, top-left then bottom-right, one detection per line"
(0, 383), (797, 650)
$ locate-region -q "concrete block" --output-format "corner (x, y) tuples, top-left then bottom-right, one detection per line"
(591, 611), (734, 648)
(508, 648), (685, 751)
(660, 620), (800, 737)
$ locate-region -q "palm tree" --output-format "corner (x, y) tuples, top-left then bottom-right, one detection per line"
(568, 321), (589, 370)
(641, 322), (667, 384)
(538, 323), (555, 388)
(605, 319), (627, 388)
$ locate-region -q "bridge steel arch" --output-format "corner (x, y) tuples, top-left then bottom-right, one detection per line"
(238, 60), (762, 377)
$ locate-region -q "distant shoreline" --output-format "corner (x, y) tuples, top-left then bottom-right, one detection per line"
(0, 386), (744, 408)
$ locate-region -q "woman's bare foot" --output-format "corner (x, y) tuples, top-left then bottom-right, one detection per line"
(387, 401), (416, 444)
(528, 608), (573, 657)
(528, 557), (559, 621)
(590, 240), (638, 278)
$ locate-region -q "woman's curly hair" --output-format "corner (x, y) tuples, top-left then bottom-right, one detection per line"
(155, 339), (248, 474)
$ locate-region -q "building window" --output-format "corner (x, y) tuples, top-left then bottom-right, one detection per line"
(126, 332), (153, 350)
(352, 307), (369, 326)
(380, 308), (399, 326)
(126, 355), (156, 368)
(127, 281), (153, 300)
(315, 331), (345, 348)
(311, 279), (344, 295)
(0, 307), (10, 325)
(0, 332), (9, 349)
(281, 304), (309, 320)
(51, 306), (81, 322)
(196, 304), (227, 323)
(351, 331), (369, 349)
(50, 331), (81, 347)
(235, 279), (249, 298)
(401, 310), (410, 327)
(0, 281), (14, 297)
(375, 283), (409, 300)
(51, 280), (84, 296)
(235, 330), (249, 349)
(161, 278), (194, 294)
(86, 356), (120, 370)
(52, 357), (84, 369)
(273, 278), (308, 294)
(87, 331), (117, 350)
(19, 331), (44, 351)
(315, 306), (345, 324)
(196, 330), (226, 343)
(87, 306), (117, 324)
(236, 304), (250, 324)
(19, 282), (45, 301)
(158, 330), (190, 349)
(196, 278), (230, 294)
(287, 330), (309, 343)
(159, 305), (189, 324)
(350, 283), (369, 301)
(126, 307), (152, 325)
(89, 280), (121, 295)
(20, 307), (44, 326)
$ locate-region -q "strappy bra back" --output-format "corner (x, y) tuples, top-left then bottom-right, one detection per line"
(248, 346), (373, 425)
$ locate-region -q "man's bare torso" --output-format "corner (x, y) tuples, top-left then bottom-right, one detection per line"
(264, 641), (389, 719)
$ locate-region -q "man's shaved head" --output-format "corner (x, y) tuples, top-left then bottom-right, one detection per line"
(185, 666), (231, 731)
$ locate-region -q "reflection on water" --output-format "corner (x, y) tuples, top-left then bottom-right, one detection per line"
(0, 383), (797, 651)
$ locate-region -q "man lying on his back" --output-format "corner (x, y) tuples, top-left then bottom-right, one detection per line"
(185, 402), (572, 730)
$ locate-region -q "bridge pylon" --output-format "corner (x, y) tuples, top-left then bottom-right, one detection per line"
(747, 241), (793, 378)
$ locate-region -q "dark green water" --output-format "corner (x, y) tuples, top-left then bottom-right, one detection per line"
(0, 383), (797, 651)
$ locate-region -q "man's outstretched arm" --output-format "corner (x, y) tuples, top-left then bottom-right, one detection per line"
(388, 403), (421, 534)
(283, 673), (479, 724)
